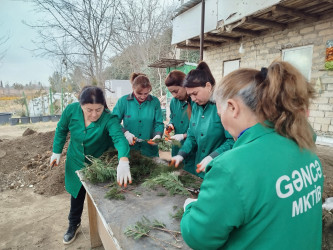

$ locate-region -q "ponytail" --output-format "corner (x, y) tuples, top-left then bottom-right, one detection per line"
(130, 72), (152, 91)
(183, 61), (215, 88)
(256, 61), (315, 149)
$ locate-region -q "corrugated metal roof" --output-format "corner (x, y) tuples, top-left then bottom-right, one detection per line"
(148, 58), (186, 68)
(172, 0), (333, 48)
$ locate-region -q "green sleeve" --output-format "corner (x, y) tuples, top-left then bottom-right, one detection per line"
(178, 122), (197, 157)
(107, 115), (130, 159)
(52, 105), (70, 154)
(153, 99), (164, 136)
(112, 98), (125, 123)
(209, 130), (234, 158)
(112, 97), (126, 132)
(181, 162), (244, 249)
(169, 98), (175, 126)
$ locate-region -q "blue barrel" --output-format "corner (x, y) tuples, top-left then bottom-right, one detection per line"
(0, 112), (12, 125)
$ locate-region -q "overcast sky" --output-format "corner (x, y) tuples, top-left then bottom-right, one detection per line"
(0, 0), (54, 86)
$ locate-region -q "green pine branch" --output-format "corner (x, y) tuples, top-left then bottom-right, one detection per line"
(124, 216), (182, 249)
(142, 172), (189, 195)
(82, 155), (117, 184)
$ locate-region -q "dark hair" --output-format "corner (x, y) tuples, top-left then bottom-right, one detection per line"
(183, 61), (215, 88)
(165, 70), (186, 87)
(130, 72), (152, 91)
(214, 61), (316, 150)
(79, 86), (108, 110)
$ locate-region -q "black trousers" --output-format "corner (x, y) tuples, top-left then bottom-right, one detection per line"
(68, 185), (86, 226)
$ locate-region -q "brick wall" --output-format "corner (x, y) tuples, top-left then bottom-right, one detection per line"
(203, 14), (333, 135)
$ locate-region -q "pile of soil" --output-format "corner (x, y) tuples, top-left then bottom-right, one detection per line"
(0, 129), (332, 248)
(0, 130), (68, 196)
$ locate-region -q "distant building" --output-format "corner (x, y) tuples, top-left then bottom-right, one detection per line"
(105, 80), (132, 99)
(28, 92), (78, 116)
(172, 0), (333, 135)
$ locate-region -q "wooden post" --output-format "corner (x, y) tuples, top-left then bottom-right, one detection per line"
(87, 193), (102, 248)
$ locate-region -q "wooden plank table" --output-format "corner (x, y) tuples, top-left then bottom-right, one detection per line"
(76, 170), (193, 250)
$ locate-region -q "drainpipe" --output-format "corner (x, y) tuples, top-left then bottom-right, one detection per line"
(200, 0), (205, 61)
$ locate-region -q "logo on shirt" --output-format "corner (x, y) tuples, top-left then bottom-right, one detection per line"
(275, 160), (322, 217)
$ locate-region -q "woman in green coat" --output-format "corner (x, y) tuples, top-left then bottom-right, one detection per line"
(170, 62), (234, 178)
(164, 70), (197, 175)
(112, 73), (164, 157)
(50, 86), (130, 245)
(181, 62), (324, 249)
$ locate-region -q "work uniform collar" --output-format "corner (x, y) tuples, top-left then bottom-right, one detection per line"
(233, 122), (275, 149)
(127, 92), (153, 101)
(180, 98), (190, 108)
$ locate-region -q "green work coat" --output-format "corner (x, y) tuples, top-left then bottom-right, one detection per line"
(178, 101), (234, 178)
(112, 93), (164, 157)
(181, 123), (324, 250)
(52, 102), (130, 198)
(169, 97), (196, 175)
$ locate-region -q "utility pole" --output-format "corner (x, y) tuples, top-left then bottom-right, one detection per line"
(200, 0), (205, 61)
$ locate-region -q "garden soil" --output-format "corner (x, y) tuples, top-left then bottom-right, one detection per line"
(0, 123), (332, 249)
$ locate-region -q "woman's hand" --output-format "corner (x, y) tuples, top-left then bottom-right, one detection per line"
(169, 155), (184, 168)
(117, 158), (131, 187)
(124, 131), (136, 145)
(170, 134), (185, 141)
(196, 156), (213, 173)
(50, 153), (61, 167)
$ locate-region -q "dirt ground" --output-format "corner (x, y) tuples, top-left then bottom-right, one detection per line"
(0, 122), (332, 249)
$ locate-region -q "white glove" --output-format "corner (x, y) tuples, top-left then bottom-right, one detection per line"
(184, 198), (197, 211)
(124, 131), (136, 145)
(197, 156), (213, 173)
(170, 134), (185, 141)
(50, 153), (61, 167)
(170, 155), (184, 168)
(152, 134), (161, 141)
(117, 160), (132, 187)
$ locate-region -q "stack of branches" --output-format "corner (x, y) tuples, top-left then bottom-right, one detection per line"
(82, 149), (202, 200)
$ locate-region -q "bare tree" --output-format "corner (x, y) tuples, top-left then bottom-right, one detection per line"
(27, 0), (121, 87)
(110, 0), (177, 96)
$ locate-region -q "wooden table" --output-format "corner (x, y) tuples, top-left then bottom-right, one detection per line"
(76, 171), (192, 250)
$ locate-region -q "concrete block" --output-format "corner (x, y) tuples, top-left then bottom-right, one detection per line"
(319, 104), (333, 111)
(312, 97), (329, 104)
(300, 26), (314, 34)
(322, 124), (329, 132)
(310, 110), (325, 118)
(315, 22), (331, 30)
(314, 123), (321, 130)
(315, 117), (332, 125)
(321, 78), (333, 84)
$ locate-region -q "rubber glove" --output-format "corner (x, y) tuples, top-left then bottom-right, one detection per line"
(169, 155), (184, 168)
(50, 153), (61, 167)
(170, 134), (185, 141)
(152, 134), (161, 141)
(117, 160), (132, 187)
(164, 124), (174, 135)
(124, 131), (136, 145)
(184, 198), (197, 211)
(196, 155), (213, 173)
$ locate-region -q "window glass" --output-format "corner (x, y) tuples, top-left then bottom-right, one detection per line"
(282, 45), (313, 81)
(223, 59), (240, 76)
